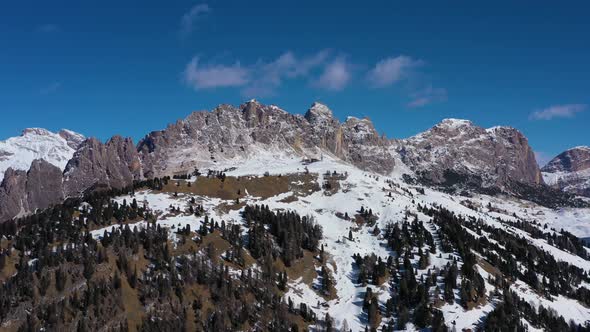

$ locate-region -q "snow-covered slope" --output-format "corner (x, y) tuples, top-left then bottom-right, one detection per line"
(0, 128), (84, 181)
(90, 151), (590, 331)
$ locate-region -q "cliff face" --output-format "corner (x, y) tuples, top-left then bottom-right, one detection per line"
(137, 101), (395, 178)
(63, 136), (141, 196)
(400, 119), (543, 188)
(0, 159), (64, 221)
(0, 168), (27, 221)
(542, 146), (590, 197)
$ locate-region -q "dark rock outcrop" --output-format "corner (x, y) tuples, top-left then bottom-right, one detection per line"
(0, 159), (64, 222)
(26, 159), (65, 209)
(0, 168), (27, 222)
(63, 136), (141, 196)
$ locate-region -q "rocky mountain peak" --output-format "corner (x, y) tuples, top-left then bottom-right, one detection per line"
(428, 118), (480, 136)
(541, 146), (590, 197)
(343, 116), (379, 143)
(240, 99), (271, 127)
(438, 118), (474, 128)
(304, 102), (336, 124)
(402, 118), (543, 188)
(542, 146), (590, 173)
(137, 100), (395, 178)
(22, 127), (53, 136)
(58, 129), (86, 149)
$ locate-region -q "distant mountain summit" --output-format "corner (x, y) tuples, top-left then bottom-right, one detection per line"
(137, 100), (394, 178)
(542, 146), (590, 197)
(399, 118), (542, 188)
(0, 128), (84, 181)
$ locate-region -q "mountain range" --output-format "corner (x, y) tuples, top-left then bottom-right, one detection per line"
(1, 101), (590, 331)
(0, 100), (588, 223)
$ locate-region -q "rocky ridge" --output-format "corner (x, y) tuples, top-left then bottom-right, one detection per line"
(0, 101), (550, 222)
(137, 100), (394, 178)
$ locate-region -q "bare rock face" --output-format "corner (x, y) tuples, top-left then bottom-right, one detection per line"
(400, 119), (543, 188)
(0, 168), (27, 221)
(138, 100), (395, 177)
(0, 160), (64, 222)
(26, 159), (65, 209)
(341, 116), (395, 174)
(63, 136), (141, 196)
(542, 146), (590, 197)
(304, 102), (343, 155)
(58, 129), (86, 149)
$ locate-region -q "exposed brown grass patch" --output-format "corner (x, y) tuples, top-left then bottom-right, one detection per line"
(121, 272), (143, 332)
(99, 249), (145, 332)
(161, 173), (319, 200)
(284, 250), (318, 286)
(322, 172), (346, 196)
(478, 257), (502, 279)
(0, 249), (18, 282)
(279, 195), (299, 203)
(199, 231), (256, 269)
(215, 201), (246, 214)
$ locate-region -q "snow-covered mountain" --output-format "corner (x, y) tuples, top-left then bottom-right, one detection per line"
(137, 101), (543, 191)
(542, 146), (590, 197)
(0, 101), (577, 223)
(399, 118), (542, 188)
(1, 102), (590, 332)
(0, 128), (84, 181)
(137, 100), (394, 178)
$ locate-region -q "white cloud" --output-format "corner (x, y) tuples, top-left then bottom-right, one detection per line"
(314, 57), (351, 91)
(184, 51), (330, 95)
(180, 3), (210, 37)
(367, 55), (423, 87)
(529, 104), (586, 120)
(184, 57), (248, 89)
(408, 85), (447, 108)
(183, 52), (440, 97)
(242, 50), (329, 97)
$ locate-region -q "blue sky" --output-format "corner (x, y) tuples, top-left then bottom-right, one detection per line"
(1, 1), (588, 164)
